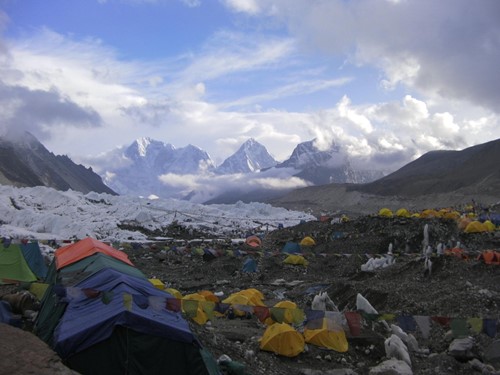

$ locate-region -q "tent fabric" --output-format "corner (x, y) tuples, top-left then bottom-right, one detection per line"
(282, 242), (301, 254)
(477, 250), (500, 265)
(35, 267), (168, 345)
(245, 236), (262, 248)
(272, 301), (298, 324)
(299, 236), (316, 246)
(284, 254), (308, 266)
(259, 323), (305, 357)
(464, 221), (488, 233)
(378, 208), (393, 218)
(55, 238), (133, 269)
(0, 243), (37, 282)
(20, 242), (48, 279)
(395, 208), (411, 218)
(55, 253), (145, 286)
(65, 325), (210, 375)
(53, 270), (193, 358)
(304, 318), (348, 352)
(242, 258), (257, 272)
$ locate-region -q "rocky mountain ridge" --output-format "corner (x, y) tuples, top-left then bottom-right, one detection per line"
(0, 131), (116, 196)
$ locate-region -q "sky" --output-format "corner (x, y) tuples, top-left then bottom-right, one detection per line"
(0, 0), (499, 172)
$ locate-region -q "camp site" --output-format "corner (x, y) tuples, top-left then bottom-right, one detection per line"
(1, 202), (500, 375)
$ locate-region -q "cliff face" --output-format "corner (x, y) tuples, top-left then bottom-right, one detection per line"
(0, 132), (117, 195)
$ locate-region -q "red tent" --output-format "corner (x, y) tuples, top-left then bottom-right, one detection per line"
(55, 237), (133, 269)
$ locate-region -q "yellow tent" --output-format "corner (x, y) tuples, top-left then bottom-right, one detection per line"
(238, 288), (265, 306)
(259, 323), (305, 357)
(222, 291), (263, 317)
(148, 278), (165, 290)
(283, 254), (308, 266)
(378, 208), (393, 217)
(464, 221), (488, 233)
(395, 208), (410, 218)
(269, 300), (299, 325)
(198, 290), (220, 303)
(483, 220), (496, 232)
(299, 236), (316, 246)
(443, 211), (461, 220)
(420, 209), (439, 218)
(165, 288), (183, 299)
(304, 318), (348, 352)
(182, 293), (208, 324)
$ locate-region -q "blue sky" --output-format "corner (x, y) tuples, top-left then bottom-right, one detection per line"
(1, 0), (499, 174)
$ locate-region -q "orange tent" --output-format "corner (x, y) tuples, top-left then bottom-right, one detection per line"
(55, 237), (133, 269)
(445, 247), (468, 260)
(245, 236), (262, 248)
(477, 250), (500, 265)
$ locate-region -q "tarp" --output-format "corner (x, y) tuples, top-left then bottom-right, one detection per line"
(52, 268), (190, 358)
(282, 242), (301, 254)
(55, 238), (133, 269)
(0, 243), (37, 283)
(259, 323), (304, 357)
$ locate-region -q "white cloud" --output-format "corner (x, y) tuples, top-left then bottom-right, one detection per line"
(221, 0), (261, 14)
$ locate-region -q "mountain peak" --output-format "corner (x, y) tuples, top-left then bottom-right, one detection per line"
(216, 139), (277, 174)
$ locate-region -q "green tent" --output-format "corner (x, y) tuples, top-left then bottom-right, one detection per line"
(0, 243), (37, 283)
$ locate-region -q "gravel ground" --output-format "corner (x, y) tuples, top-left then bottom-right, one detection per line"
(1, 215), (499, 375)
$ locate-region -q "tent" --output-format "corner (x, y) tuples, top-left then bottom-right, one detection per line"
(284, 254), (308, 266)
(182, 293), (210, 325)
(304, 317), (348, 352)
(477, 250), (500, 265)
(35, 238), (219, 375)
(282, 242), (301, 254)
(242, 258), (257, 272)
(245, 236), (262, 248)
(55, 237), (133, 269)
(464, 221), (488, 233)
(53, 270), (215, 375)
(395, 208), (411, 218)
(0, 243), (38, 283)
(20, 241), (48, 279)
(270, 300), (303, 325)
(259, 323), (305, 357)
(378, 208), (393, 218)
(299, 236), (316, 247)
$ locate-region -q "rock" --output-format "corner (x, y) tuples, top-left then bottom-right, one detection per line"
(300, 369), (359, 375)
(369, 359), (413, 375)
(484, 340), (500, 368)
(384, 334), (411, 367)
(448, 336), (475, 361)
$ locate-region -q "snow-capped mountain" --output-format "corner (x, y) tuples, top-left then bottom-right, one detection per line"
(215, 138), (277, 174)
(275, 139), (356, 185)
(103, 138), (215, 198)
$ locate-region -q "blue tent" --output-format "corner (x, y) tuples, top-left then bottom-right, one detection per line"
(282, 242), (301, 254)
(20, 241), (48, 279)
(52, 268), (216, 374)
(242, 258), (257, 273)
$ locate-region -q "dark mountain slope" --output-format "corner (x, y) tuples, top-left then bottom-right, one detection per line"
(0, 132), (117, 195)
